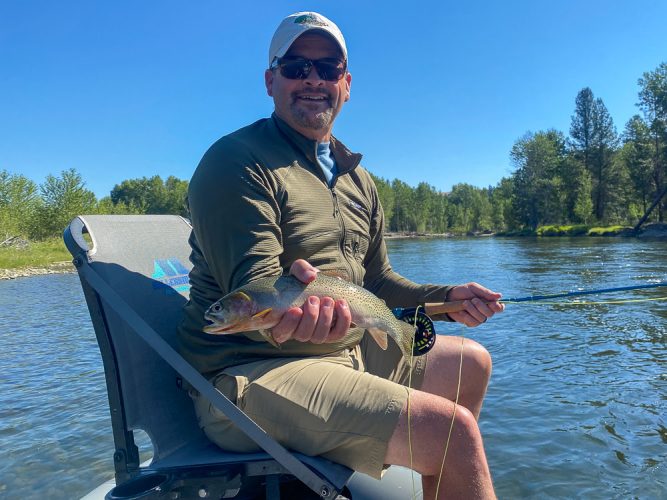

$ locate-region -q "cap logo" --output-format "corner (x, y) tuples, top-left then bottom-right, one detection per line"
(294, 14), (328, 27)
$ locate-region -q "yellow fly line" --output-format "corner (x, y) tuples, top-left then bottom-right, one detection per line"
(406, 307), (466, 500)
(405, 292), (667, 499)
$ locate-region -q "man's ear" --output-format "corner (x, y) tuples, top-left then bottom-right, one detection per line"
(265, 69), (274, 97)
(344, 72), (352, 102)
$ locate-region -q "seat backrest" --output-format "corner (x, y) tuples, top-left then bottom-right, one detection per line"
(65, 215), (205, 464)
(66, 214), (357, 498)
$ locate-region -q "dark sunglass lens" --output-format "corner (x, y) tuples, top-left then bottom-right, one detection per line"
(277, 58), (345, 81)
(280, 60), (311, 79)
(313, 60), (345, 81)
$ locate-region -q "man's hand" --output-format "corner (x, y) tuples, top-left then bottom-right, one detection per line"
(446, 282), (504, 327)
(269, 259), (352, 344)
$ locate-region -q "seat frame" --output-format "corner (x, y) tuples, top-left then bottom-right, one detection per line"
(65, 215), (419, 500)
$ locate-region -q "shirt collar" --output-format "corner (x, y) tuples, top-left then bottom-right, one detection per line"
(270, 113), (362, 175)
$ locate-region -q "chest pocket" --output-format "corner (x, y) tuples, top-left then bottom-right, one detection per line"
(345, 231), (370, 265)
(335, 186), (372, 270)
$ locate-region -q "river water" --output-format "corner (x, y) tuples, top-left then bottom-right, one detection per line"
(1, 237), (665, 499)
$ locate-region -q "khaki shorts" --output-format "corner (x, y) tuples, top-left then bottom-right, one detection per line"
(192, 335), (428, 478)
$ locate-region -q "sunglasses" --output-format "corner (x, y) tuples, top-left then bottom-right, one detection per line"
(271, 56), (347, 82)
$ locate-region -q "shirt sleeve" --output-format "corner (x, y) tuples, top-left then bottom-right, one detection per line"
(188, 138), (284, 294)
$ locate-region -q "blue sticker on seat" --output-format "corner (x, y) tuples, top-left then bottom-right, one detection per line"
(151, 258), (191, 293)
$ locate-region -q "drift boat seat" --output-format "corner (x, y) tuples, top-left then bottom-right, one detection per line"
(65, 215), (419, 500)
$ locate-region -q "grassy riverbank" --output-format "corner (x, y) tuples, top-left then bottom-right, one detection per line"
(498, 224), (637, 237)
(0, 238), (71, 269)
(388, 224), (639, 238)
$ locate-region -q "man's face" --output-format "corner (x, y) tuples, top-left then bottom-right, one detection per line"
(265, 32), (351, 141)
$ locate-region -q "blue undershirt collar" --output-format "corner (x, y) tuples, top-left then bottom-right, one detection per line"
(316, 142), (337, 186)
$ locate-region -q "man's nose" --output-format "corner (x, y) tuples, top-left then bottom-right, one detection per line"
(304, 65), (325, 85)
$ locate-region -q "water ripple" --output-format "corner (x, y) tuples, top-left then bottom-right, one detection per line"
(390, 237), (666, 498)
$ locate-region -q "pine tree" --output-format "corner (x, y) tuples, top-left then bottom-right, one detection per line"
(569, 88), (619, 222)
(637, 62), (667, 222)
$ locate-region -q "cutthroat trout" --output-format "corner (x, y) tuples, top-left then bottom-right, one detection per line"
(203, 273), (416, 362)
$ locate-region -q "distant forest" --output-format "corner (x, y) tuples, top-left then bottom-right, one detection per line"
(2, 62), (665, 241)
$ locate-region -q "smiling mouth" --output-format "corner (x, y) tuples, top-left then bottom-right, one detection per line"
(294, 93), (330, 104)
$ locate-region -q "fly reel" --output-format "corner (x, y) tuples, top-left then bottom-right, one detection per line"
(392, 307), (436, 356)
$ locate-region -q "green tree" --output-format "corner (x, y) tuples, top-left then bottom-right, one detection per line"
(0, 170), (41, 239)
(390, 179), (415, 232)
(110, 175), (188, 216)
(572, 167), (594, 224)
(590, 97), (621, 221)
(637, 62), (667, 221)
(447, 184), (473, 231)
(428, 189), (450, 233)
(370, 173), (394, 231)
(447, 183), (492, 232)
(96, 196), (142, 215)
(621, 115), (654, 215)
(570, 87), (595, 171)
(570, 88), (620, 221)
(559, 156), (593, 224)
(475, 187), (494, 232)
(164, 176), (189, 216)
(414, 182), (435, 232)
(36, 168), (98, 239)
(488, 178), (514, 231)
(510, 130), (568, 229)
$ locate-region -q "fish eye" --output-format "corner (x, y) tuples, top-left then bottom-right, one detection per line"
(212, 304), (221, 312)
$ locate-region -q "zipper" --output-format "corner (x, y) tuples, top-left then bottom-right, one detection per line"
(330, 188), (356, 283)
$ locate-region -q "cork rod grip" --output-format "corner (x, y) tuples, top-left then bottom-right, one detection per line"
(424, 300), (496, 316)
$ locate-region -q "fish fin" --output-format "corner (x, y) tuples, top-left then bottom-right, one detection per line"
(367, 327), (389, 350)
(258, 329), (281, 348)
(252, 307), (273, 319)
(399, 322), (418, 362)
(230, 291), (252, 302)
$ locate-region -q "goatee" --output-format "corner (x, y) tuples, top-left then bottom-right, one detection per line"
(290, 92), (334, 130)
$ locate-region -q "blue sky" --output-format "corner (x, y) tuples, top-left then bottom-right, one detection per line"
(2, 1), (666, 198)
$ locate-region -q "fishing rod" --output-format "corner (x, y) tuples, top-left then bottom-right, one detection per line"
(424, 281), (667, 315)
(395, 281), (667, 357)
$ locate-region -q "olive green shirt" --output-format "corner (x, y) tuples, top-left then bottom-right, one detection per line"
(178, 114), (452, 376)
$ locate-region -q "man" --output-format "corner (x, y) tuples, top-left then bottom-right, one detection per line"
(178, 11), (504, 499)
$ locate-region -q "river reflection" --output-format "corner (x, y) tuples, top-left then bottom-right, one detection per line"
(1, 237), (665, 499)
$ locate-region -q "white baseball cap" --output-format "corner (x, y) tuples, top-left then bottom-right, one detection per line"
(268, 12), (347, 67)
